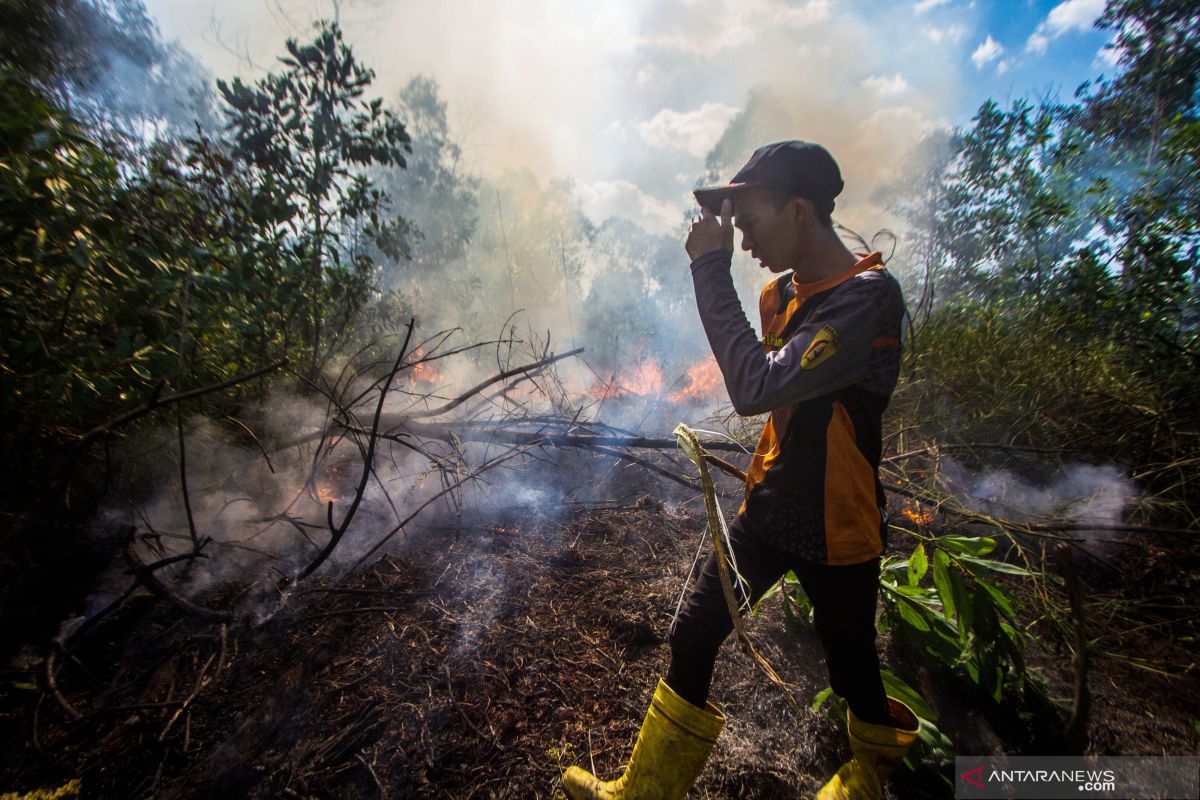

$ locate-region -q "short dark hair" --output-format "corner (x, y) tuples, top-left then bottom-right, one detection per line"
(762, 184), (834, 228)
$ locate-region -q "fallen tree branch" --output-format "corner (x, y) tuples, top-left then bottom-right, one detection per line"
(178, 410), (200, 552)
(396, 421), (746, 453)
(42, 651), (82, 722)
(884, 480), (1197, 539)
(587, 444), (696, 490)
(124, 533), (235, 624)
(703, 453), (747, 482)
(886, 442), (1081, 462)
(404, 348), (584, 419)
(224, 415), (276, 474)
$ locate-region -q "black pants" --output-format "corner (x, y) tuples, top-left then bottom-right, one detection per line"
(666, 514), (891, 726)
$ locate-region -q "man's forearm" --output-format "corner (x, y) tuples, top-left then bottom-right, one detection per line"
(691, 252), (879, 415)
(689, 250), (773, 416)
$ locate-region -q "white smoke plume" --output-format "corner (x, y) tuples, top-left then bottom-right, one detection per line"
(938, 457), (1138, 545)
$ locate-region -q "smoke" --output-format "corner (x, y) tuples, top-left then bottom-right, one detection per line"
(117, 0), (988, 400)
(138, 0), (979, 234)
(938, 457), (1137, 544)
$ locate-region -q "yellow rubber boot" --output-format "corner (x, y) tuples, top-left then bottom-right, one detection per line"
(816, 697), (919, 800)
(562, 678), (724, 800)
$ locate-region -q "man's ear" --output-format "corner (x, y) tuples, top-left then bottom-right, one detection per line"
(791, 196), (813, 224)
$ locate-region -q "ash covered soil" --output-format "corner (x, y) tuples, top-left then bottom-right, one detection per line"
(2, 496), (1197, 799)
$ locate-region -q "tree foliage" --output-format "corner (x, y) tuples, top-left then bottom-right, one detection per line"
(217, 22), (413, 374)
(896, 0), (1198, 386)
(1, 17), (421, 487)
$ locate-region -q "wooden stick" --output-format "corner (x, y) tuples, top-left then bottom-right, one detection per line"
(405, 348), (584, 419)
(296, 321), (414, 583)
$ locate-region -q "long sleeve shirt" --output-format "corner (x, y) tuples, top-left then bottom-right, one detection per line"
(689, 249), (905, 564)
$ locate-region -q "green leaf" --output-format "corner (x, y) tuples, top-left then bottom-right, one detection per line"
(811, 686), (833, 712)
(908, 544), (928, 585)
(950, 569), (973, 642)
(879, 669), (935, 721)
(896, 597), (931, 632)
(975, 576), (1018, 617)
(938, 535), (996, 556)
(932, 549), (955, 621)
(959, 555), (1032, 576)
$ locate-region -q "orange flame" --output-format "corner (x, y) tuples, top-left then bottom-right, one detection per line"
(590, 360), (664, 400)
(900, 503), (935, 525)
(668, 355), (723, 404)
(407, 349), (445, 384)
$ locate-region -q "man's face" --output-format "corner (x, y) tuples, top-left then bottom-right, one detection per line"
(732, 187), (801, 273)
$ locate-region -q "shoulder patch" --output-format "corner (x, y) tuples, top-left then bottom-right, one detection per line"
(800, 324), (840, 369)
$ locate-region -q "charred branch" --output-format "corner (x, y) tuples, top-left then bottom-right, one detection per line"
(403, 347), (584, 419)
(394, 421), (746, 453)
(295, 321), (415, 583)
(123, 532), (235, 624)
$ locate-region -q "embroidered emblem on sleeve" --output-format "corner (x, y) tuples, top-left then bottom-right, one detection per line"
(800, 324), (840, 369)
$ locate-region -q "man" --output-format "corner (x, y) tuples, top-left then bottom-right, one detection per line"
(562, 141), (916, 800)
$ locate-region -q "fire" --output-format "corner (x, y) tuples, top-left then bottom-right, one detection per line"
(590, 360), (665, 400)
(407, 348), (445, 384)
(900, 503), (935, 525)
(668, 355), (723, 404)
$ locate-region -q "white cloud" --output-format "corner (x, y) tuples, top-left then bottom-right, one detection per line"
(971, 35), (1006, 69)
(924, 24), (967, 43)
(575, 180), (682, 234)
(1026, 0), (1105, 54)
(774, 0), (831, 27)
(1095, 42), (1121, 68)
(637, 0), (829, 55)
(913, 0), (951, 14)
(1045, 0), (1105, 34)
(633, 62), (682, 88)
(636, 102), (741, 158)
(861, 73), (910, 96)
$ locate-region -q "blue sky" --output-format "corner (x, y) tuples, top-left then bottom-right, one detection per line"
(950, 0), (1116, 115)
(144, 0), (1120, 236)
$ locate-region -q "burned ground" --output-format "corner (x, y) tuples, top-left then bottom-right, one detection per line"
(2, 492), (1197, 799)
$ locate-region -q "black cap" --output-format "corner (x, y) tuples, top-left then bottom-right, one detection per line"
(693, 140), (844, 216)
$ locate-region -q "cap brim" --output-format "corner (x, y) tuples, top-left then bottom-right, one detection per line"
(693, 181), (763, 215)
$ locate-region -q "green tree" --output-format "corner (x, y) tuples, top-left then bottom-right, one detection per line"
(0, 0), (212, 138)
(1089, 0), (1200, 166)
(217, 21), (412, 376)
(387, 75), (479, 273)
(931, 98), (1093, 301)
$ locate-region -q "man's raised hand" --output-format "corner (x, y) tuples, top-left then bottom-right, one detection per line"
(685, 198), (734, 262)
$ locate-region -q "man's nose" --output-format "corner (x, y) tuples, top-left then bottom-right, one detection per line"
(740, 233), (753, 252)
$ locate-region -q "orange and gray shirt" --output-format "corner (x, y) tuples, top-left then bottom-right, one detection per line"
(689, 249), (905, 565)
